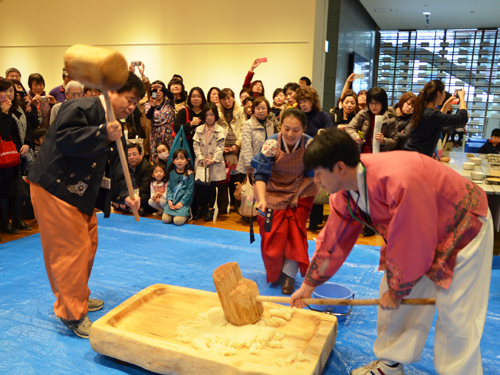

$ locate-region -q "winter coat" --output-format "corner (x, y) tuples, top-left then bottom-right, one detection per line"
(217, 103), (245, 148)
(193, 124), (227, 182)
(395, 113), (413, 150)
(345, 108), (398, 151)
(236, 115), (274, 174)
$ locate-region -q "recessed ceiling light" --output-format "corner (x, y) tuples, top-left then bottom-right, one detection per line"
(423, 11), (431, 15)
(374, 8), (392, 12)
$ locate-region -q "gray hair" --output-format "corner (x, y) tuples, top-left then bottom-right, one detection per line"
(5, 67), (21, 77)
(65, 80), (84, 92)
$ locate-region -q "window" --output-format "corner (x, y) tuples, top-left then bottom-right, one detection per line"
(378, 28), (500, 138)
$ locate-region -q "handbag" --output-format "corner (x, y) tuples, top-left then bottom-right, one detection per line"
(11, 174), (30, 201)
(239, 178), (257, 217)
(195, 162), (211, 185)
(166, 124), (194, 167)
(234, 174), (253, 201)
(0, 135), (21, 169)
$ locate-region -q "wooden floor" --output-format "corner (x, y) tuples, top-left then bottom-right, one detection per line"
(0, 206), (385, 247)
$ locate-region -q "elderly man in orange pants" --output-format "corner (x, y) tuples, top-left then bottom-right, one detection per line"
(28, 72), (144, 338)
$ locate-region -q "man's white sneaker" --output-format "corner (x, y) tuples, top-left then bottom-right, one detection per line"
(350, 360), (405, 375)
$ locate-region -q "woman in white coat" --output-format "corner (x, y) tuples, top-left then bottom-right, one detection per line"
(236, 97), (274, 175)
(193, 103), (227, 221)
(216, 88), (246, 214)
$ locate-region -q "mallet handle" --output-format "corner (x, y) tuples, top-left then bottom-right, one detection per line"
(103, 91), (140, 222)
(256, 296), (435, 305)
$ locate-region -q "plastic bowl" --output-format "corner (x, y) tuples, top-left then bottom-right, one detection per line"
(308, 283), (354, 321)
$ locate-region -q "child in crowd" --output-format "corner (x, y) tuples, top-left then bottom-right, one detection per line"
(242, 96), (255, 120)
(33, 128), (47, 159)
(478, 128), (500, 154)
(162, 149), (194, 226)
(193, 103), (227, 221)
(271, 88), (286, 122)
(148, 163), (167, 215)
(357, 90), (368, 110)
(156, 141), (170, 166)
(239, 88), (252, 106)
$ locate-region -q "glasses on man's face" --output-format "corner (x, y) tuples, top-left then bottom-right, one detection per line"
(68, 92), (83, 98)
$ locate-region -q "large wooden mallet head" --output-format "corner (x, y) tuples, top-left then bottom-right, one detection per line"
(213, 262), (264, 326)
(64, 44), (129, 91)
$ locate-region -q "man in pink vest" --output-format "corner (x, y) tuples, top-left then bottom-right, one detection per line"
(291, 129), (493, 375)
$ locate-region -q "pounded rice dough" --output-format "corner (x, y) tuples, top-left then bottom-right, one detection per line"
(275, 353), (312, 367)
(269, 307), (295, 321)
(268, 317), (287, 327)
(175, 307), (285, 356)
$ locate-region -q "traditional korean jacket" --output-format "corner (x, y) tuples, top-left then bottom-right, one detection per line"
(305, 151), (488, 298)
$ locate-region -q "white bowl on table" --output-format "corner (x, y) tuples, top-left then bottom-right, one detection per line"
(463, 162), (475, 170)
(471, 171), (485, 180)
(470, 157), (483, 165)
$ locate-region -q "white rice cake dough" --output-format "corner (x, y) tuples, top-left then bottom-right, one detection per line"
(268, 317), (287, 327)
(275, 353), (312, 367)
(268, 307), (295, 321)
(175, 307), (285, 356)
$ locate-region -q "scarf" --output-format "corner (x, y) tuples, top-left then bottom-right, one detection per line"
(13, 108), (35, 175)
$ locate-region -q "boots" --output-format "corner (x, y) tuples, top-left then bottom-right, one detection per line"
(0, 198), (19, 234)
(12, 217), (31, 231)
(11, 198), (31, 231)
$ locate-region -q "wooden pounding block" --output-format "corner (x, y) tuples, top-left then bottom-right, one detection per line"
(213, 262), (264, 326)
(64, 44), (129, 91)
(89, 284), (338, 375)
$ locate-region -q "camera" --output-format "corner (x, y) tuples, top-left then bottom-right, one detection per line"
(40, 96), (49, 102)
(18, 91), (27, 99)
(132, 61), (142, 67)
(151, 89), (157, 99)
(454, 89), (459, 97)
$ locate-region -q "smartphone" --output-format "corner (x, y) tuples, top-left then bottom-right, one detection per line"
(151, 89), (157, 99)
(257, 57), (268, 63)
(40, 96), (49, 102)
(354, 73), (364, 80)
(0, 94), (5, 102)
(256, 208), (266, 218)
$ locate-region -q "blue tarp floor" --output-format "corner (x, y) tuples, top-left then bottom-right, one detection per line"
(0, 213), (499, 374)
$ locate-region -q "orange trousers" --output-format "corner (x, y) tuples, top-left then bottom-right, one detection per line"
(31, 183), (97, 321)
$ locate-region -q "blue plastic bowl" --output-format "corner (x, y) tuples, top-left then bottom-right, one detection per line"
(308, 283), (354, 321)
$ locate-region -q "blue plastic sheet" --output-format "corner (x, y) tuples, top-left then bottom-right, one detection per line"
(0, 214), (499, 374)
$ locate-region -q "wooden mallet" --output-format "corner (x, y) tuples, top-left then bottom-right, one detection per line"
(64, 44), (140, 221)
(213, 262), (436, 326)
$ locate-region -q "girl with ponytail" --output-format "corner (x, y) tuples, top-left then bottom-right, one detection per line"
(405, 80), (468, 157)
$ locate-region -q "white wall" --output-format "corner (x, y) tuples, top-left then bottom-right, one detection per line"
(0, 0), (324, 99)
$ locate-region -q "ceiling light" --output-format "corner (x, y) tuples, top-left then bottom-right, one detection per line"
(374, 8), (392, 12)
(423, 12), (431, 15)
